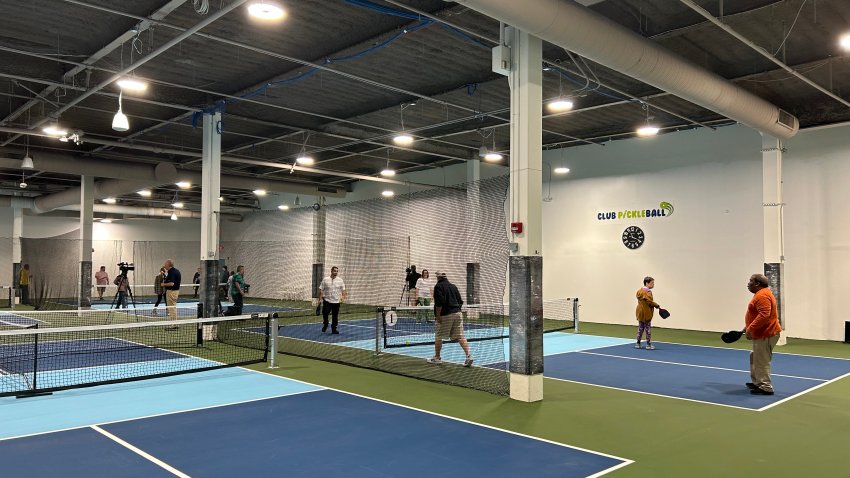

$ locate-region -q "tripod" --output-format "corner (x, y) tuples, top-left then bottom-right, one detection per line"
(110, 269), (137, 311)
(398, 283), (410, 307)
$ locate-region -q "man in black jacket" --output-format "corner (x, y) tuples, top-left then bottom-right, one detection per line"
(428, 271), (473, 367)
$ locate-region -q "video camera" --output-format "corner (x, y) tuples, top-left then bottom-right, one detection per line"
(117, 262), (135, 273)
(243, 284), (251, 293)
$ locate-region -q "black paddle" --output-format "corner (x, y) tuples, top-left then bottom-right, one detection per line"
(721, 328), (746, 344)
(658, 308), (670, 319)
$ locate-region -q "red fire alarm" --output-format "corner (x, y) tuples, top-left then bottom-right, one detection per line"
(510, 222), (523, 234)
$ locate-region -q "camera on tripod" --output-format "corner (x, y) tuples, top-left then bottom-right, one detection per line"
(117, 262), (135, 273)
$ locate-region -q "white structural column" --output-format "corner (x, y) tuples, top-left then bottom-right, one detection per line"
(506, 27), (544, 402)
(12, 207), (22, 306)
(200, 111), (222, 319)
(79, 175), (94, 308)
(761, 134), (786, 345)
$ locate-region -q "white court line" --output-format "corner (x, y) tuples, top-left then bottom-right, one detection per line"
(544, 375), (758, 412)
(91, 425), (190, 478)
(650, 339), (850, 361)
(577, 351), (827, 382)
(0, 388), (322, 443)
(757, 370), (850, 412)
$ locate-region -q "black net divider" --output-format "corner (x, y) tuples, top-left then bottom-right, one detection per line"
(0, 314), (269, 398)
(380, 298), (579, 349)
(0, 306), (200, 331)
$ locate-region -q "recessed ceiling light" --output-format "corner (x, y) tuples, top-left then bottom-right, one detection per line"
(253, 189), (267, 196)
(116, 78), (148, 92)
(381, 190), (395, 197)
(103, 197), (117, 204)
(554, 167), (570, 174)
(547, 98), (574, 112)
(175, 181), (191, 189)
(137, 190), (152, 197)
(380, 168), (396, 177)
(484, 152), (503, 161)
(172, 202), (184, 209)
(841, 33), (850, 52)
(277, 204), (290, 211)
(100, 219), (113, 224)
(43, 126), (68, 137)
(636, 125), (660, 137)
(247, 1), (286, 20)
(392, 133), (414, 146)
(295, 154), (314, 165)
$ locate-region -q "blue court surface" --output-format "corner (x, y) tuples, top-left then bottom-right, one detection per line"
(276, 318), (850, 411)
(0, 367), (631, 477)
(543, 342), (850, 411)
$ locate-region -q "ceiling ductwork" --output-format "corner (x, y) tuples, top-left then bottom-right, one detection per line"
(0, 196), (242, 221)
(0, 149), (347, 197)
(451, 0), (799, 139)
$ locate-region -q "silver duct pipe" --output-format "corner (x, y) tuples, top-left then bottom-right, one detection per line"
(0, 196), (242, 221)
(0, 148), (346, 197)
(451, 0), (799, 139)
(58, 204), (243, 222)
(32, 179), (170, 214)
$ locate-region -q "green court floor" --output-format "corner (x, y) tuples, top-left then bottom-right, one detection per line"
(250, 322), (850, 477)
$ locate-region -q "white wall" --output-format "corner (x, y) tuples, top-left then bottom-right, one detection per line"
(543, 123), (850, 341)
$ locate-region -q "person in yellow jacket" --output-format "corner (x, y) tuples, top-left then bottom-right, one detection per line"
(744, 274), (783, 395)
(635, 276), (661, 350)
(19, 264), (32, 305)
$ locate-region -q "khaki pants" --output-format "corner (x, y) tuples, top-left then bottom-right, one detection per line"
(166, 290), (179, 320)
(750, 334), (781, 392)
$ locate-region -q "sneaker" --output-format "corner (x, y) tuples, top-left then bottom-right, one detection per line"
(464, 357), (474, 367)
(646, 344), (655, 350)
(750, 388), (774, 396)
(634, 343), (643, 349)
(426, 357), (442, 364)
(745, 382), (758, 390)
(331, 330), (340, 335)
(321, 325), (327, 333)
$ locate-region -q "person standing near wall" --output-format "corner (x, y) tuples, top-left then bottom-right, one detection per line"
(744, 273), (782, 395)
(635, 276), (661, 350)
(230, 265), (246, 315)
(161, 259), (181, 327)
(192, 267), (201, 298)
(153, 268), (166, 315)
(19, 264), (32, 305)
(318, 266), (346, 334)
(114, 273), (130, 309)
(94, 266), (109, 300)
(413, 269), (434, 323)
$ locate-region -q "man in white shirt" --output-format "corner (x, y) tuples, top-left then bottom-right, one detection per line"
(318, 266), (346, 334)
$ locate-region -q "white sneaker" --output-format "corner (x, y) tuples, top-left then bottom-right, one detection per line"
(634, 343), (643, 349)
(646, 344), (655, 350)
(464, 357), (474, 367)
(426, 357), (442, 364)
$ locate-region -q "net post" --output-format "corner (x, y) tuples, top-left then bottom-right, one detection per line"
(269, 313), (278, 369)
(375, 307), (382, 355)
(31, 324), (38, 393)
(574, 298), (580, 333)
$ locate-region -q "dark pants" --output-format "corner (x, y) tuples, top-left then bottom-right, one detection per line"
(232, 293), (243, 315)
(322, 301), (340, 331)
(118, 291), (128, 309)
(20, 285), (29, 305)
(193, 285), (199, 298)
(154, 293), (165, 307)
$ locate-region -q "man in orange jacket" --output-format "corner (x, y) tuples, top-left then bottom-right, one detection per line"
(744, 274), (783, 395)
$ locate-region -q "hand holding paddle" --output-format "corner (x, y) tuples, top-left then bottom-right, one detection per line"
(721, 328), (746, 344)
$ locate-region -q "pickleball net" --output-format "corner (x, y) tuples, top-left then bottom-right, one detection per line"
(0, 314), (269, 398)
